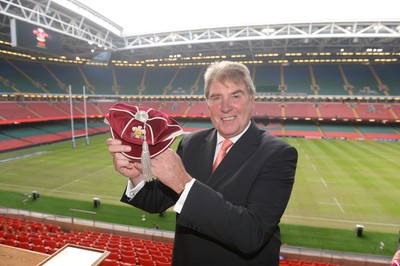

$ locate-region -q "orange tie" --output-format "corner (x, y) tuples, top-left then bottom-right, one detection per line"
(212, 139), (233, 172)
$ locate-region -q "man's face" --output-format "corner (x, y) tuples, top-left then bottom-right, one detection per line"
(207, 79), (255, 138)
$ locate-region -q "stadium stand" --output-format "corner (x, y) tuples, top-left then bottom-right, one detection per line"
(44, 63), (86, 94)
(0, 120), (108, 152)
(284, 65), (313, 95)
(0, 102), (40, 120)
(284, 103), (319, 118)
(1, 215), (353, 266)
(170, 66), (204, 95)
(0, 215), (174, 265)
(2, 212), (392, 265)
(112, 67), (145, 95)
(158, 101), (190, 116)
(9, 60), (60, 94)
(253, 65), (282, 94)
(341, 64), (383, 96)
(144, 68), (178, 95)
(312, 64), (344, 95)
(318, 123), (361, 139)
(317, 102), (356, 120)
(1, 60), (399, 152)
(254, 102), (283, 118)
(2, 59), (400, 97)
(373, 64), (400, 96)
(24, 102), (69, 118)
(284, 122), (322, 138)
(1, 99), (399, 152)
(0, 58), (39, 93)
(354, 103), (397, 120)
(81, 66), (114, 95)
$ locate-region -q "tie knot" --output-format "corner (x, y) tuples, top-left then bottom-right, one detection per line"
(220, 139), (233, 152)
(212, 139), (233, 172)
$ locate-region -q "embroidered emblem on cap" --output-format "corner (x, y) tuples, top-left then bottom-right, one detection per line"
(131, 126), (145, 139)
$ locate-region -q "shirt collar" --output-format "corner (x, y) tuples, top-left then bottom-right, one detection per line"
(216, 121), (251, 145)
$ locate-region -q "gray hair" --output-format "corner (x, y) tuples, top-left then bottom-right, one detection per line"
(204, 61), (256, 99)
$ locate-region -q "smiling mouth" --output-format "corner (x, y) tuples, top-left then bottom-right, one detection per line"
(221, 116), (235, 121)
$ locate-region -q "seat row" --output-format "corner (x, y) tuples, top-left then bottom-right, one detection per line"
(1, 217), (340, 266)
(1, 217), (173, 265)
(0, 216), (62, 233)
(279, 258), (340, 266)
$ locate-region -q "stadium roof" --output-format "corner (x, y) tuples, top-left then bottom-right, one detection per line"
(77, 0), (400, 36)
(1, 0), (400, 64)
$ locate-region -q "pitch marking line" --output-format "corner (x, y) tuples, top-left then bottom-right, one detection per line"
(0, 181), (119, 201)
(320, 177), (328, 187)
(51, 166), (113, 192)
(0, 151), (51, 163)
(284, 214), (400, 228)
(310, 164), (328, 187)
(334, 197), (345, 213)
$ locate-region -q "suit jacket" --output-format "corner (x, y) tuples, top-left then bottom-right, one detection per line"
(121, 120), (298, 266)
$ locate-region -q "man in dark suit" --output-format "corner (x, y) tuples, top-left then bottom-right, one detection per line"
(107, 61), (298, 265)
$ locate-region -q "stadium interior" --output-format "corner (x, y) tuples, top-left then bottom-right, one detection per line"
(0, 0), (399, 265)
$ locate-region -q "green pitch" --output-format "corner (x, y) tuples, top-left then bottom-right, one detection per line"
(0, 134), (399, 256)
(283, 138), (399, 234)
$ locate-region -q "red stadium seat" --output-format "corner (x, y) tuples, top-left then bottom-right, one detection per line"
(17, 235), (30, 243)
(106, 252), (120, 261)
(120, 254), (136, 264)
(106, 247), (119, 254)
(5, 233), (17, 240)
(45, 240), (58, 249)
(155, 261), (171, 266)
(107, 242), (120, 249)
(32, 245), (48, 254)
(149, 250), (162, 256)
(4, 239), (17, 247)
(138, 257), (155, 266)
(93, 243), (107, 250)
(152, 254), (168, 263)
(100, 259), (119, 266)
(18, 242), (32, 250)
(137, 253), (151, 260)
(135, 247), (149, 254)
(120, 249), (135, 257)
(51, 225), (61, 232)
(31, 237), (44, 246)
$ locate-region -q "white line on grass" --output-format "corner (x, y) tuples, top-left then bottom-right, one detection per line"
(0, 182), (119, 201)
(51, 166), (113, 192)
(0, 151), (52, 163)
(310, 164), (328, 187)
(334, 197), (345, 213)
(284, 214), (400, 228)
(320, 177), (328, 187)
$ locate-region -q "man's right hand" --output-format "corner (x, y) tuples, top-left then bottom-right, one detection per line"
(106, 138), (144, 186)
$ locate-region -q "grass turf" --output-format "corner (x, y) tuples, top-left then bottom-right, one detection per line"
(0, 133), (399, 256)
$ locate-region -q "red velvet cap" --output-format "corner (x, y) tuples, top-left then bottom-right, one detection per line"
(105, 103), (183, 160)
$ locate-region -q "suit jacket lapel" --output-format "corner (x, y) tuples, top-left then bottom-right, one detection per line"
(195, 130), (217, 184)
